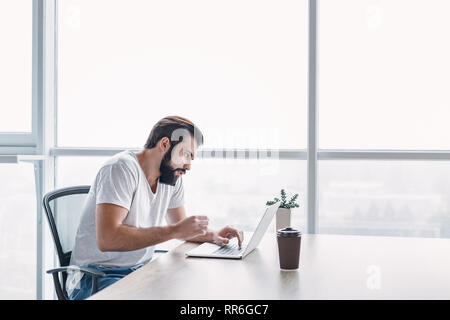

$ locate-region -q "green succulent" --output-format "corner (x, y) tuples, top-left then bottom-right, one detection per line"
(266, 189), (300, 209)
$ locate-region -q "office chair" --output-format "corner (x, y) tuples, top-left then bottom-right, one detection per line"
(43, 186), (105, 300)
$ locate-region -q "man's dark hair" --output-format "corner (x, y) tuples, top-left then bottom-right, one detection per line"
(144, 116), (204, 150)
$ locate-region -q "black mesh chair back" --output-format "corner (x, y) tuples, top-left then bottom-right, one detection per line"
(43, 186), (90, 267)
(43, 185), (101, 299)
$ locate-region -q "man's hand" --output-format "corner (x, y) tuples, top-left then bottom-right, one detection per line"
(212, 226), (244, 247)
(170, 215), (209, 240)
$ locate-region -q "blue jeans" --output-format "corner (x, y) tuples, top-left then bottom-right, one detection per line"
(69, 264), (142, 300)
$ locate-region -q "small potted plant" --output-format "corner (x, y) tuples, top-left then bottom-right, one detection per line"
(266, 189), (300, 230)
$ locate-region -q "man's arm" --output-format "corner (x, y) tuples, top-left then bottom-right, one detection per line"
(96, 203), (208, 252)
(166, 206), (243, 246)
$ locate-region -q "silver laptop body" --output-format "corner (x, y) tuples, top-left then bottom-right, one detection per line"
(185, 202), (280, 259)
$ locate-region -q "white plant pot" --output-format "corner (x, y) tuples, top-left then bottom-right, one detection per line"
(276, 208), (291, 231)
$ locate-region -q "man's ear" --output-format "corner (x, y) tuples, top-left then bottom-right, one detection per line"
(159, 137), (171, 153)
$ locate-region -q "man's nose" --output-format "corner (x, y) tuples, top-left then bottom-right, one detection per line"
(183, 163), (191, 171)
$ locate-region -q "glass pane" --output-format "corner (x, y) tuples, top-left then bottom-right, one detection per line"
(319, 161), (450, 238)
(0, 1), (32, 132)
(183, 158), (306, 233)
(0, 163), (36, 299)
(57, 156), (307, 233)
(57, 0), (308, 149)
(318, 0), (450, 149)
(56, 156), (107, 188)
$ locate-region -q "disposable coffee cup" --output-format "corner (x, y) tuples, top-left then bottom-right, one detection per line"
(277, 227), (301, 270)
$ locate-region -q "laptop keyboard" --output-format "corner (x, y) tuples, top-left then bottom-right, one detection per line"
(213, 243), (245, 255)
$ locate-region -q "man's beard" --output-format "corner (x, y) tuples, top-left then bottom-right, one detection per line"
(159, 151), (186, 186)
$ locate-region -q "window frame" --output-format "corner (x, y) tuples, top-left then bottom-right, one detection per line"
(0, 0), (42, 154)
(3, 0), (450, 300)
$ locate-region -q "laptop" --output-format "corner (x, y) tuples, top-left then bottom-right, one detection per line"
(185, 202), (280, 259)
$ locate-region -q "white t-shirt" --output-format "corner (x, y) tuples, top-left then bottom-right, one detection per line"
(67, 150), (184, 292)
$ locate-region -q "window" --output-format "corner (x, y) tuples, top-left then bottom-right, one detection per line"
(56, 0), (308, 236)
(318, 0), (450, 149)
(4, 0), (450, 301)
(0, 1), (33, 133)
(183, 158), (307, 232)
(0, 0), (34, 149)
(319, 161), (450, 237)
(315, 0), (450, 237)
(57, 0), (308, 149)
(0, 163), (36, 299)
(56, 156), (107, 188)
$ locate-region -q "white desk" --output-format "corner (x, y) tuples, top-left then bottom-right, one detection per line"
(90, 233), (450, 299)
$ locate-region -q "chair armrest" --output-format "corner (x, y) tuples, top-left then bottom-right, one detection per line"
(46, 265), (105, 278)
(47, 265), (106, 298)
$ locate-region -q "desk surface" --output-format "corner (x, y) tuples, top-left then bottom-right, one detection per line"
(90, 233), (450, 300)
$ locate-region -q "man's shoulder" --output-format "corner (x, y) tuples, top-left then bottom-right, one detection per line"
(100, 151), (140, 176)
